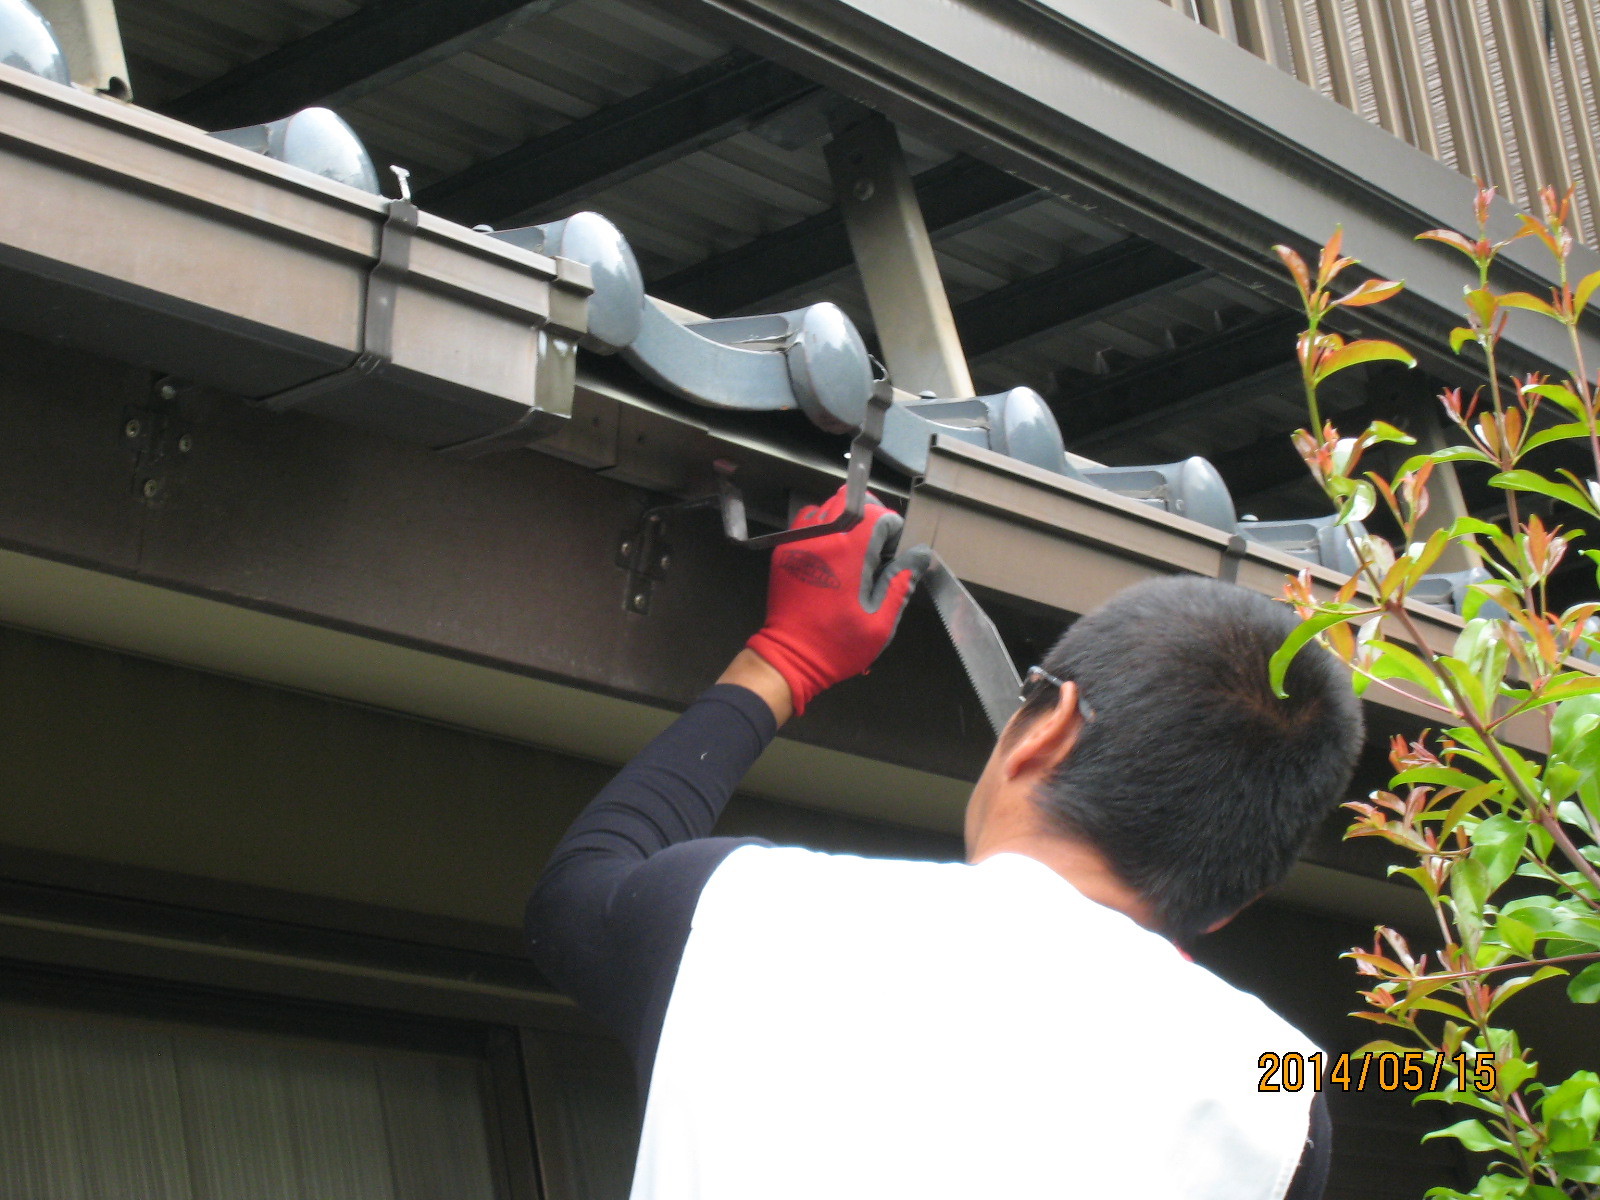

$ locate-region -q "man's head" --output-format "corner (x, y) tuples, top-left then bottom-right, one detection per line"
(965, 575), (1363, 943)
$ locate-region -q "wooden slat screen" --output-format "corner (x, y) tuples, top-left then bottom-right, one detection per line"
(1155, 0), (1600, 245)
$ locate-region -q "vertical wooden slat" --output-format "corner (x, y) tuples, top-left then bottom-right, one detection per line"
(1280, 0), (1323, 87)
(1545, 0), (1599, 244)
(1488, 0), (1570, 203)
(1200, 0), (1242, 40)
(1231, 0), (1287, 66)
(1313, 0), (1362, 108)
(1449, 2), (1517, 199)
(1386, 0), (1442, 155)
(1420, 0), (1485, 173)
(1351, 0), (1410, 135)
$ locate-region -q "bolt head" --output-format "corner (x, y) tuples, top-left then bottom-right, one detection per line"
(142, 479), (159, 499)
(619, 540), (633, 557)
(657, 554), (671, 571)
(178, 434), (193, 453)
(124, 419), (141, 438)
(158, 383), (178, 401)
(632, 592), (648, 610)
(852, 179), (875, 202)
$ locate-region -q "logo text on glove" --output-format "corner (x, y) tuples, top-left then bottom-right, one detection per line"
(775, 550), (841, 589)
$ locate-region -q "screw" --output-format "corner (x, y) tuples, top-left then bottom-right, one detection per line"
(178, 434), (193, 453)
(142, 479), (160, 499)
(631, 592), (648, 611)
(657, 554), (671, 571)
(124, 419), (141, 438)
(157, 383), (177, 401)
(619, 540), (633, 558)
(852, 179), (875, 201)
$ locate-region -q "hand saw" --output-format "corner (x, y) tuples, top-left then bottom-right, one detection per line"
(918, 556), (1022, 737)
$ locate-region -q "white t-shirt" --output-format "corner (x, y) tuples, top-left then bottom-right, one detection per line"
(633, 846), (1318, 1200)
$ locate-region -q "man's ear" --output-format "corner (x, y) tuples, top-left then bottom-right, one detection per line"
(1000, 682), (1085, 784)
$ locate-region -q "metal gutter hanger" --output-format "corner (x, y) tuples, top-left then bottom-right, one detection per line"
(254, 166), (419, 414)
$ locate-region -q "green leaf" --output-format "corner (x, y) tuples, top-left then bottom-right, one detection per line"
(1499, 290), (1560, 317)
(1362, 419), (1417, 445)
(1393, 765), (1484, 790)
(1489, 470), (1600, 518)
(1489, 965), (1567, 1013)
(1421, 1118), (1511, 1152)
(1326, 476), (1377, 525)
(1313, 338), (1417, 383)
(1521, 422), (1592, 454)
(1472, 813), (1528, 894)
(1270, 609), (1362, 698)
(1454, 856), (1489, 924)
(1522, 382), (1590, 420)
(1450, 326), (1477, 354)
(1418, 445), (1497, 468)
(1574, 269), (1600, 314)
(1496, 915), (1538, 957)
(1567, 962), (1600, 1004)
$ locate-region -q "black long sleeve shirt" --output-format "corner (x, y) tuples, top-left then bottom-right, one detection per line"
(526, 684), (1330, 1198)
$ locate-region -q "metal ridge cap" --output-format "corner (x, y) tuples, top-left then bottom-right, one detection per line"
(1, 64), (583, 292)
(0, 62), (388, 215)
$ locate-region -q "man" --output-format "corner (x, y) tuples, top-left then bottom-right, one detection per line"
(527, 485), (1362, 1200)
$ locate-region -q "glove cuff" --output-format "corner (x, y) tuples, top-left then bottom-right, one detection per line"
(745, 627), (831, 716)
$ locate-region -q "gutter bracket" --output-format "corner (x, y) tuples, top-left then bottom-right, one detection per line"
(1217, 533), (1249, 584)
(251, 195), (420, 413)
(714, 378), (892, 550)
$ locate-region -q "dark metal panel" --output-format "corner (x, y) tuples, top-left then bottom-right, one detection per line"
(954, 236), (1208, 360)
(159, 0), (581, 130)
(1059, 311), (1301, 446)
(650, 0), (1600, 382)
(417, 52), (818, 227)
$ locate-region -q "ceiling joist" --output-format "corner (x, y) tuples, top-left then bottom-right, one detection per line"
(1059, 311), (1301, 448)
(954, 237), (1208, 361)
(417, 51), (817, 227)
(652, 155), (1037, 314)
(161, 0), (578, 129)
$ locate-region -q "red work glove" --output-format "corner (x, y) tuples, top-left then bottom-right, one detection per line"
(746, 485), (931, 715)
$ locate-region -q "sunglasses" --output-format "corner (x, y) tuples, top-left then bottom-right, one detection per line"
(1020, 665), (1095, 722)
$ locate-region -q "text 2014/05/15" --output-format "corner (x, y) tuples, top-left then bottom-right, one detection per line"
(1257, 1050), (1498, 1093)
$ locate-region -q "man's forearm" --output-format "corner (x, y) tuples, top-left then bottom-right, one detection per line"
(716, 648), (793, 726)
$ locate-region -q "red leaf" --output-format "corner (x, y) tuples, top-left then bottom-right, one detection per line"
(1337, 278), (1406, 308)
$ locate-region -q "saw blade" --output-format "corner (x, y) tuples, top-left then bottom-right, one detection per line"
(920, 556), (1022, 737)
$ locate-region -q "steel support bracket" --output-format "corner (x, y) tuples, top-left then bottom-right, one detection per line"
(123, 375), (194, 505)
(616, 496), (721, 615)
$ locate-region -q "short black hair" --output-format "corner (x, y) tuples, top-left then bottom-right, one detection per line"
(1016, 575), (1363, 942)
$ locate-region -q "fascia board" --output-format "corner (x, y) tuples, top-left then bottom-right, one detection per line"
(0, 546), (971, 834)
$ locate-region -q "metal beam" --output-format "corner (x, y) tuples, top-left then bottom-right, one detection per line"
(954, 237), (1207, 359)
(160, 0), (575, 130)
(417, 52), (817, 227)
(825, 112), (973, 396)
(1058, 311), (1301, 445)
(650, 155), (1037, 314)
(651, 0), (1600, 384)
